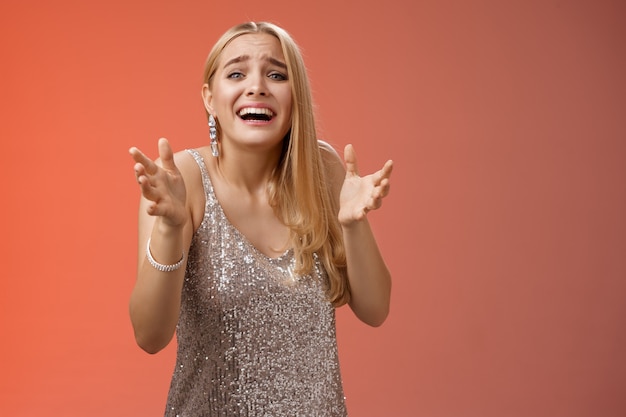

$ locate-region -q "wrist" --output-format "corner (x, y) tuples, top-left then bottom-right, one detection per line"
(146, 237), (185, 272)
(338, 206), (372, 229)
(153, 217), (185, 238)
(340, 216), (370, 233)
(145, 218), (186, 266)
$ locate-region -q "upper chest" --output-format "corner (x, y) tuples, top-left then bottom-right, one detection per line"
(187, 151), (290, 259)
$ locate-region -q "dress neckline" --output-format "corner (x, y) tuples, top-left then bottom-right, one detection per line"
(187, 148), (292, 262)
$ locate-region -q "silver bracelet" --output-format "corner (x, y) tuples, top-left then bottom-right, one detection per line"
(145, 238), (185, 272)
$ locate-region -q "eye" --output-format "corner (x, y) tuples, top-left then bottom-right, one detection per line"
(227, 71), (244, 79)
(268, 72), (288, 81)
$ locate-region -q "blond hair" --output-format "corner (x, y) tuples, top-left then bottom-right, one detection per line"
(201, 22), (350, 306)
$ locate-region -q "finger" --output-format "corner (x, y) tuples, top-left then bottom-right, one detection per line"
(137, 174), (160, 201)
(367, 194), (384, 212)
(129, 146), (159, 175)
(129, 149), (149, 185)
(378, 159), (394, 181)
(343, 144), (359, 177)
(133, 162), (146, 178)
(382, 160), (394, 178)
(365, 197), (380, 213)
(365, 179), (391, 212)
(158, 138), (178, 171)
(370, 179), (390, 200)
(132, 158), (157, 188)
(129, 146), (150, 165)
(370, 160), (392, 188)
(379, 178), (391, 198)
(146, 200), (165, 217)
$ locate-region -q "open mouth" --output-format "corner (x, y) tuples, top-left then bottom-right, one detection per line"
(237, 107), (274, 122)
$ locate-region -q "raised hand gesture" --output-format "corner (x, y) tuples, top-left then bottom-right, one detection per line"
(129, 138), (187, 228)
(338, 144), (393, 226)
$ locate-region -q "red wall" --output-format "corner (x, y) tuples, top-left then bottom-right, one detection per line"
(1, 1), (625, 416)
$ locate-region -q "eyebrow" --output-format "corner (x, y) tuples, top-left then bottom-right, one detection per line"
(223, 55), (287, 70)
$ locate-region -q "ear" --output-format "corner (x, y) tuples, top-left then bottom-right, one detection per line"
(201, 83), (215, 115)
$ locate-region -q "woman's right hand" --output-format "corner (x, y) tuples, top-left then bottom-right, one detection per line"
(129, 138), (187, 227)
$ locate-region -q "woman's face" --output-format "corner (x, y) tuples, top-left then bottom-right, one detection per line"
(203, 33), (293, 154)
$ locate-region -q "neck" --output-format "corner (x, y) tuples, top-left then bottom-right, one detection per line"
(214, 142), (283, 195)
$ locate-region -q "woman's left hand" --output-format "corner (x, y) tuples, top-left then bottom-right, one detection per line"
(338, 144), (393, 226)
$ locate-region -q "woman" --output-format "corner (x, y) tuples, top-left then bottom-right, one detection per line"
(129, 21), (393, 416)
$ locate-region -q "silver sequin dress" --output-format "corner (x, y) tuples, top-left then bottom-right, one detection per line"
(164, 149), (347, 416)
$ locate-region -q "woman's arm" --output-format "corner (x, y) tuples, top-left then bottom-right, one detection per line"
(128, 138), (195, 353)
(320, 141), (393, 326)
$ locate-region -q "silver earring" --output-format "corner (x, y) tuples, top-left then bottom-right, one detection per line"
(209, 114), (219, 157)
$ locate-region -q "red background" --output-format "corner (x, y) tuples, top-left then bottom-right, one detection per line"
(1, 1), (625, 416)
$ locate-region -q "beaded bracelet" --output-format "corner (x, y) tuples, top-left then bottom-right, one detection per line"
(145, 238), (185, 272)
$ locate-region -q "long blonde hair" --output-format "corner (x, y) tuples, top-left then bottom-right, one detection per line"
(202, 22), (350, 306)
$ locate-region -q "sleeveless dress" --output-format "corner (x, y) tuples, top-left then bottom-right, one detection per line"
(164, 149), (347, 416)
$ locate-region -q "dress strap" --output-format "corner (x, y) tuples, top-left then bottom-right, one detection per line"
(186, 148), (215, 204)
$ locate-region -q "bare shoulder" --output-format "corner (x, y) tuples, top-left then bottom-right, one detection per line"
(318, 139), (340, 160)
(172, 148), (206, 230)
(318, 140), (345, 178)
(152, 148), (199, 190)
(317, 140), (345, 204)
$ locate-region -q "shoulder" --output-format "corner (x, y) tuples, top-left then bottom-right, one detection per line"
(318, 139), (345, 180)
(171, 147), (197, 168)
(318, 139), (340, 160)
(172, 147), (213, 179)
(170, 147), (207, 229)
(154, 148), (202, 187)
(317, 140), (345, 205)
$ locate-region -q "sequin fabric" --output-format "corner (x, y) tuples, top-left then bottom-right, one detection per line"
(164, 149), (347, 416)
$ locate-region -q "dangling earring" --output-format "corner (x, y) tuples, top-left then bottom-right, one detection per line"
(209, 114), (219, 157)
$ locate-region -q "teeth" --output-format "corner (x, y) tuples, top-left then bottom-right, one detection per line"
(237, 107), (274, 117)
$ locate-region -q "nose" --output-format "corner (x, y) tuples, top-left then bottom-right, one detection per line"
(246, 73), (268, 96)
